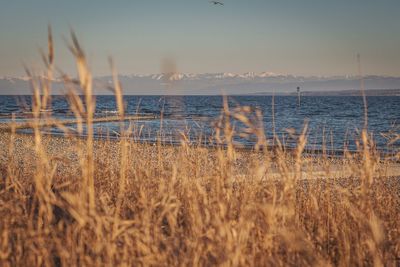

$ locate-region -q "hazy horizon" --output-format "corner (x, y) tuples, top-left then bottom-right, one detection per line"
(1, 0), (400, 77)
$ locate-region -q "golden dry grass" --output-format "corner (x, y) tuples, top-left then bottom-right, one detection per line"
(0, 28), (399, 266)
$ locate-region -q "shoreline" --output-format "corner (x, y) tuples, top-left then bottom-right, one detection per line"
(0, 117), (398, 158)
(0, 114), (158, 130)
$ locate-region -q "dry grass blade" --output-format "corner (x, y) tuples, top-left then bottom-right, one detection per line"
(48, 25), (54, 65)
(109, 57), (125, 120)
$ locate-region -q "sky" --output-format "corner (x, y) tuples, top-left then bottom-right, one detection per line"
(1, 0), (399, 77)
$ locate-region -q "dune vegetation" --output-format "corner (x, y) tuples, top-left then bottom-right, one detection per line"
(0, 28), (399, 266)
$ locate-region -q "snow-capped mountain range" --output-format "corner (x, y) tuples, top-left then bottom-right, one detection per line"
(138, 72), (281, 81)
(1, 72), (400, 95)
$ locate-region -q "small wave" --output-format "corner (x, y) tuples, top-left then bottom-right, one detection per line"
(100, 110), (118, 114)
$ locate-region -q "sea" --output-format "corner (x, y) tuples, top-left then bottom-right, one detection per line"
(0, 95), (399, 154)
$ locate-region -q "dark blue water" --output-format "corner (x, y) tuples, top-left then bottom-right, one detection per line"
(0, 95), (399, 152)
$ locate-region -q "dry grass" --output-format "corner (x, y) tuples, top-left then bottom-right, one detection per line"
(0, 28), (399, 266)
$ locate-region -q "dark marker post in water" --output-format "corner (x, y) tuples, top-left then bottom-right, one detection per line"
(297, 86), (301, 107)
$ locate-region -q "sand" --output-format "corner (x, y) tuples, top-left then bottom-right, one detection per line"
(0, 129), (399, 181)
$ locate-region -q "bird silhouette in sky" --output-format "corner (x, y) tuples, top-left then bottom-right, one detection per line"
(210, 1), (224, 6)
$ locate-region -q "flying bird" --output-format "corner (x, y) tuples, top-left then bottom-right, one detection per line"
(210, 1), (224, 5)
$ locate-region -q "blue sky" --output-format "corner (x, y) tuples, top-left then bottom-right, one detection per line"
(1, 0), (399, 76)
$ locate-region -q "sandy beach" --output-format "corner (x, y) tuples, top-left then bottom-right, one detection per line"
(1, 128), (399, 180)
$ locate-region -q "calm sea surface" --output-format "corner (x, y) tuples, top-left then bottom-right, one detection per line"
(0, 95), (399, 153)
